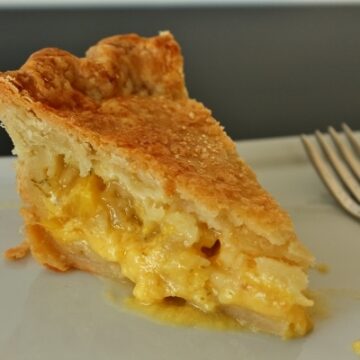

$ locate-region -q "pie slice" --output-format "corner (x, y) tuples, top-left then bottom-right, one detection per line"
(0, 32), (314, 338)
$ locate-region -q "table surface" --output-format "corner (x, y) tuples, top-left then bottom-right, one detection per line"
(1, 136), (360, 360)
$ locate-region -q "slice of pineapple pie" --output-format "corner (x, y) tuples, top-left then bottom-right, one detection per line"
(0, 31), (314, 338)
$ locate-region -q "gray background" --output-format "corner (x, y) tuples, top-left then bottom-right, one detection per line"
(0, 5), (359, 155)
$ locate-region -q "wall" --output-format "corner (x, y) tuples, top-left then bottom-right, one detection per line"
(0, 5), (359, 155)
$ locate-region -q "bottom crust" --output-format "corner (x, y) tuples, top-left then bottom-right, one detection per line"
(5, 208), (123, 280)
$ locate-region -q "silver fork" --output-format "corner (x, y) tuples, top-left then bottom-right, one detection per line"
(301, 123), (360, 220)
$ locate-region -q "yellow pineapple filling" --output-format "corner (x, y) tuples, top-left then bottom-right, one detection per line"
(30, 156), (312, 337)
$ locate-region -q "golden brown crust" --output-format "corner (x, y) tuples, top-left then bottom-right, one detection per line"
(3, 32), (187, 110)
(0, 32), (312, 266)
(26, 223), (71, 272)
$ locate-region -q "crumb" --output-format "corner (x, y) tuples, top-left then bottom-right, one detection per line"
(4, 241), (30, 260)
(315, 263), (329, 274)
(352, 340), (360, 355)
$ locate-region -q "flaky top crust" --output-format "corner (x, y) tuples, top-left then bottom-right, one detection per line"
(0, 32), (313, 266)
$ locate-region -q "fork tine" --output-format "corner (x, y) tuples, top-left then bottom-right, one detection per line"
(342, 123), (360, 155)
(315, 130), (360, 203)
(328, 126), (360, 180)
(301, 135), (360, 219)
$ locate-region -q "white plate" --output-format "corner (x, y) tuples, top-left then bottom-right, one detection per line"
(1, 136), (359, 360)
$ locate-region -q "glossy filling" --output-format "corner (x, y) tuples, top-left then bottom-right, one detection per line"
(30, 156), (312, 337)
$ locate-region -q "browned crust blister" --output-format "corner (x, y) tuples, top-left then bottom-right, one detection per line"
(0, 32), (313, 267)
